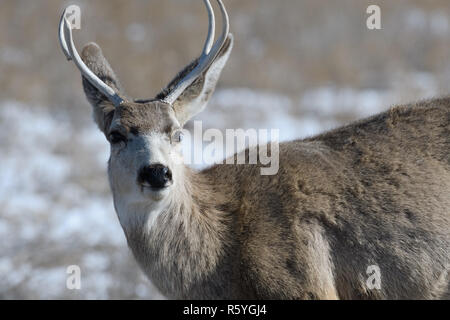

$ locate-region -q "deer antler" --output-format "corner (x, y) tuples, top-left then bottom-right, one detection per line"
(58, 8), (124, 107)
(162, 0), (230, 105)
(59, 0), (229, 107)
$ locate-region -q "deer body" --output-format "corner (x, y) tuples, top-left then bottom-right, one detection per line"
(116, 100), (450, 299)
(59, 1), (450, 299)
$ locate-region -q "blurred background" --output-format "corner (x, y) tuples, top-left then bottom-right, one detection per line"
(1, 0), (450, 299)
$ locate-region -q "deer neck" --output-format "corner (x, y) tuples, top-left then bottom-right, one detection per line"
(112, 165), (235, 298)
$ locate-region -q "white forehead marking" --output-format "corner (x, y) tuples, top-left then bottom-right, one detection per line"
(140, 132), (171, 165)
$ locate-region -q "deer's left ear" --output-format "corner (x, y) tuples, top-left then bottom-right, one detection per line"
(157, 34), (233, 126)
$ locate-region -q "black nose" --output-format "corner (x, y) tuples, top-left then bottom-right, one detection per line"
(138, 164), (172, 189)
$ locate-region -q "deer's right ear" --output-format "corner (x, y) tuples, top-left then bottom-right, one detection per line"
(157, 35), (233, 126)
(80, 43), (125, 134)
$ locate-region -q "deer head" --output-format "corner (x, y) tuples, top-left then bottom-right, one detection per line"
(58, 0), (233, 207)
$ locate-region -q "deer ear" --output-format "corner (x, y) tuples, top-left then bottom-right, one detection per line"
(157, 34), (233, 126)
(80, 42), (125, 134)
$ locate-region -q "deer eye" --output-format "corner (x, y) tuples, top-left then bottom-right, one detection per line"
(171, 130), (184, 144)
(109, 131), (127, 145)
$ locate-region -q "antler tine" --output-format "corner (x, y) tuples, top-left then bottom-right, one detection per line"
(201, 0), (215, 56)
(58, 8), (124, 107)
(163, 0), (230, 105)
(58, 11), (72, 61)
(209, 0), (230, 57)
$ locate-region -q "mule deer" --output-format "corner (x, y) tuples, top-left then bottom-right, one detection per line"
(59, 0), (449, 299)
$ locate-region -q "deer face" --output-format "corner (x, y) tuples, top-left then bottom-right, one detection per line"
(59, 0), (233, 205)
(106, 101), (184, 202)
